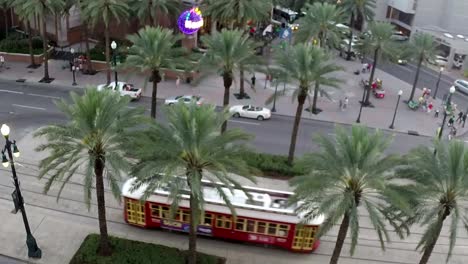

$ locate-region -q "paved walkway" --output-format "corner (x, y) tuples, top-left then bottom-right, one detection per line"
(0, 51), (465, 138)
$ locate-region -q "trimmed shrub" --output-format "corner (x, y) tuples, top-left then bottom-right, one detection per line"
(70, 234), (225, 264)
(242, 151), (306, 178)
(0, 33), (43, 55)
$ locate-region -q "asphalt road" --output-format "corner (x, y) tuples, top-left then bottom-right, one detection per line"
(0, 255), (25, 264)
(0, 80), (432, 156)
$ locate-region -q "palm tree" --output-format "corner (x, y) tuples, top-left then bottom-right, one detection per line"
(34, 88), (147, 256)
(407, 33), (438, 102)
(200, 29), (258, 133)
(398, 140), (468, 264)
(0, 0), (12, 38)
(273, 43), (334, 164)
(362, 22), (396, 106)
(340, 0), (376, 60)
(10, 0), (39, 67)
(125, 26), (185, 119)
(203, 0), (271, 99)
(129, 102), (255, 264)
(75, 0), (95, 74)
(295, 2), (345, 48)
(82, 0), (129, 84)
(130, 0), (180, 26)
(291, 125), (412, 264)
(20, 0), (64, 81)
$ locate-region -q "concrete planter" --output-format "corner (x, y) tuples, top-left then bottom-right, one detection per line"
(0, 48), (53, 64)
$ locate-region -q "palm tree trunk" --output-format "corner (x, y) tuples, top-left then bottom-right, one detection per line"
(105, 25), (111, 84)
(94, 156), (112, 256)
(329, 213), (350, 264)
(346, 13), (355, 61)
(311, 82), (320, 113)
(187, 194), (198, 264)
(83, 23), (94, 74)
(408, 54), (423, 102)
(54, 13), (59, 44)
(288, 92), (307, 165)
(27, 21), (37, 67)
(221, 72), (233, 133)
(239, 67), (245, 98)
(418, 211), (449, 264)
(41, 15), (50, 80)
(150, 70), (160, 119)
(364, 48), (379, 105)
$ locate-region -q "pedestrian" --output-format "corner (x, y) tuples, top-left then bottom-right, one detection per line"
(251, 74), (256, 87)
(343, 97), (349, 109)
(463, 113), (467, 128)
(0, 55), (4, 69)
(434, 108), (440, 118)
(448, 116), (455, 127)
(449, 126), (457, 140)
(176, 76), (180, 89)
(367, 63), (372, 72)
(422, 87), (428, 97)
(427, 101), (433, 113)
(339, 99), (343, 111)
(457, 111), (464, 123)
(361, 63), (368, 73)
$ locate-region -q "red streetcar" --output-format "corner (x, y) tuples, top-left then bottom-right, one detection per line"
(122, 177), (324, 252)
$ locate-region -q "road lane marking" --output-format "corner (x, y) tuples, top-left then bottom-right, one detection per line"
(229, 120), (260, 126)
(12, 104), (46, 111)
(0, 89), (24, 94)
(27, 93), (60, 100)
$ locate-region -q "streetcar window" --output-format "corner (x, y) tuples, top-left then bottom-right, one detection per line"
(216, 215), (232, 229)
(257, 222), (267, 234)
(151, 204), (161, 218)
(268, 223), (278, 235)
(203, 213), (213, 225)
(181, 210), (190, 223)
(235, 218), (246, 231)
(278, 224), (290, 237)
(247, 220), (255, 232)
(161, 206), (170, 219)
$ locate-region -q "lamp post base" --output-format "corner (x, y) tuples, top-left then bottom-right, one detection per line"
(26, 233), (42, 259)
(389, 124), (394, 129)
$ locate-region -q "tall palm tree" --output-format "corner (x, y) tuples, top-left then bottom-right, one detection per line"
(75, 0), (95, 74)
(0, 0), (12, 38)
(200, 29), (258, 133)
(20, 0), (64, 81)
(407, 33), (438, 102)
(203, 0), (271, 100)
(295, 2), (345, 48)
(130, 0), (180, 26)
(274, 43), (331, 164)
(340, 0), (376, 60)
(125, 26), (185, 119)
(10, 0), (38, 67)
(291, 125), (412, 264)
(82, 0), (129, 84)
(34, 88), (147, 256)
(130, 103), (255, 264)
(398, 140), (468, 264)
(362, 22), (396, 106)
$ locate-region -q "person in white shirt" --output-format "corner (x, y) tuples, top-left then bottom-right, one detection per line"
(0, 55), (4, 68)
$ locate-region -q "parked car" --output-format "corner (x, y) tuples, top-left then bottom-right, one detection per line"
(229, 105), (271, 121)
(428, 55), (448, 67)
(339, 39), (359, 59)
(454, 79), (468, 94)
(96, 81), (142, 100)
(390, 31), (409, 41)
(164, 95), (204, 106)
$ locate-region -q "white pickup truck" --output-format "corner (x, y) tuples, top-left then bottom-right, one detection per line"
(96, 81), (142, 100)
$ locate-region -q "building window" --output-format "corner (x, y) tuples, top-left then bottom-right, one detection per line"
(216, 215), (232, 229)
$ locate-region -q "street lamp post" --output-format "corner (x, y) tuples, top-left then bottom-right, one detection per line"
(1, 124), (42, 259)
(111, 41), (118, 87)
(272, 80), (278, 112)
(437, 86), (456, 140)
(70, 48), (77, 86)
(356, 84), (368, 123)
(389, 90), (403, 129)
(432, 67), (444, 99)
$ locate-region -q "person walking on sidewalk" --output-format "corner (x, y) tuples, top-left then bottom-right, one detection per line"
(251, 74), (256, 88)
(434, 108), (440, 118)
(463, 113), (467, 128)
(343, 97), (349, 109)
(427, 101), (433, 113)
(457, 111), (464, 123)
(448, 116), (455, 127)
(0, 55), (4, 69)
(176, 76), (180, 89)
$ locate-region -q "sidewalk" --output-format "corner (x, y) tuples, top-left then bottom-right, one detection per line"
(0, 55), (465, 137)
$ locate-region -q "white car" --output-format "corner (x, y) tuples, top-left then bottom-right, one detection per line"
(428, 55), (448, 67)
(390, 31), (409, 41)
(96, 81), (142, 100)
(454, 79), (468, 94)
(229, 105), (271, 121)
(164, 95), (204, 106)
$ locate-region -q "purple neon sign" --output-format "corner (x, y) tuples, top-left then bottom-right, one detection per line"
(178, 7), (204, 35)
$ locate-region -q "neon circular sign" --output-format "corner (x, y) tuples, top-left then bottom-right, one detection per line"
(178, 7), (204, 35)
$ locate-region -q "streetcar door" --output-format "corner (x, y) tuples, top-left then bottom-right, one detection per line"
(126, 198), (146, 226)
(292, 226), (316, 251)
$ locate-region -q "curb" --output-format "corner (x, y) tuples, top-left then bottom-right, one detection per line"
(0, 254), (31, 264)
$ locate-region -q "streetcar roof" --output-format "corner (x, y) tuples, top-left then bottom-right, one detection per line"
(122, 177), (324, 225)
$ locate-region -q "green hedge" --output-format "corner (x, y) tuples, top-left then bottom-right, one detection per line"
(0, 33), (43, 55)
(70, 234), (224, 264)
(242, 151), (306, 178)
